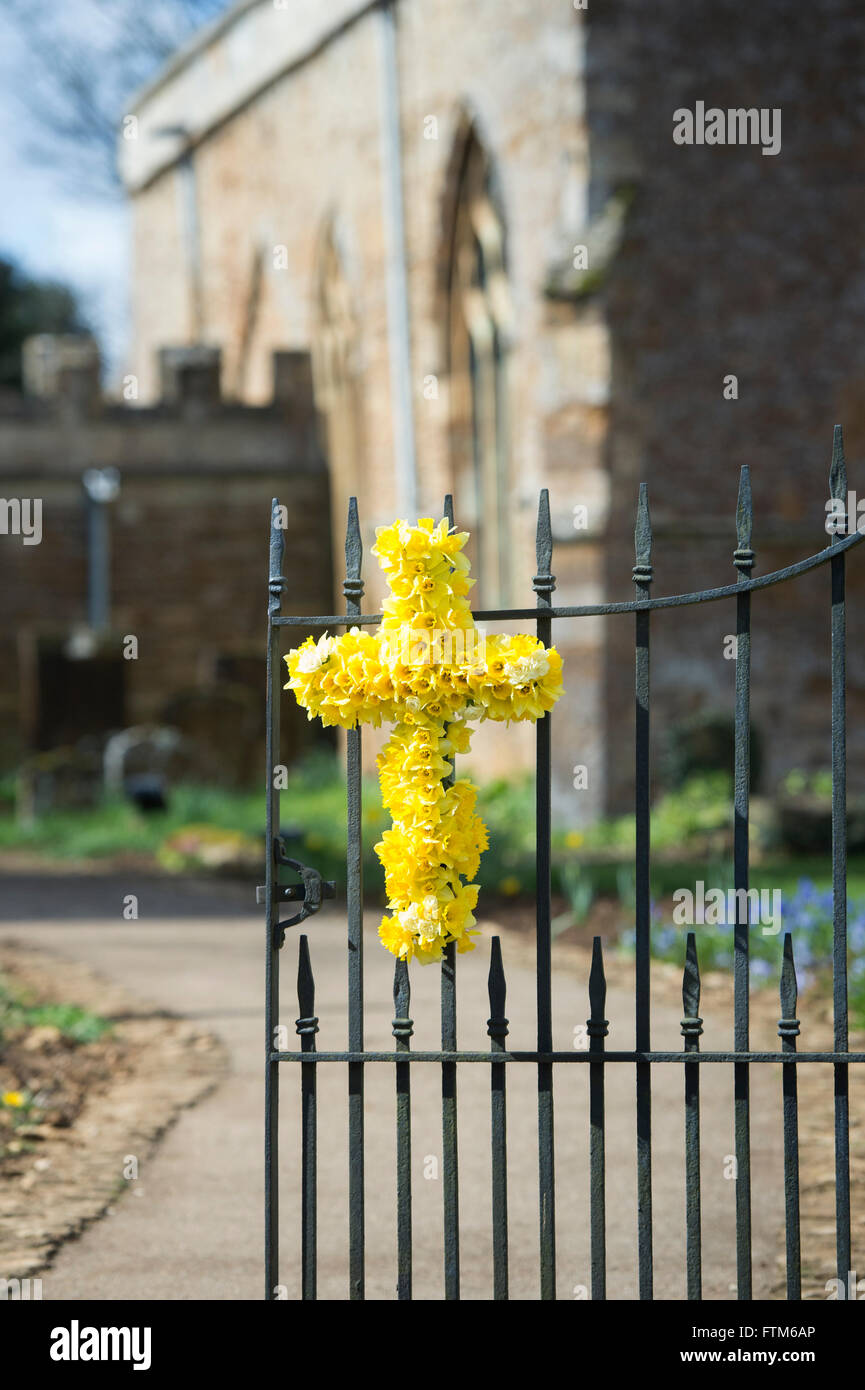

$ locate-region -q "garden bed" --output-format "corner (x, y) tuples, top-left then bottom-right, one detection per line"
(0, 944), (228, 1282)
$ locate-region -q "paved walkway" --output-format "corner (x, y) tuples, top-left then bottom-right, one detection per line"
(0, 878), (785, 1300)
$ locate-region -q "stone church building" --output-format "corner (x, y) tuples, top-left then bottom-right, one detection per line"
(120, 0), (865, 817)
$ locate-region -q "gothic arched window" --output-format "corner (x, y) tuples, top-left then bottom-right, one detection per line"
(446, 127), (512, 605)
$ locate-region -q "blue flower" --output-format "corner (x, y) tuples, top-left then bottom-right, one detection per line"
(655, 927), (679, 952)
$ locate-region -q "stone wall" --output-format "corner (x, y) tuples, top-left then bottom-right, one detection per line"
(582, 0), (865, 805)
(122, 0), (609, 819)
(120, 0), (865, 817)
(0, 345), (333, 780)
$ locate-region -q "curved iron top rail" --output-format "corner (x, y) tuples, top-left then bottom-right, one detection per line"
(273, 525), (865, 628)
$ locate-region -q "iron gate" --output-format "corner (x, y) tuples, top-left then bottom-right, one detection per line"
(263, 427), (864, 1300)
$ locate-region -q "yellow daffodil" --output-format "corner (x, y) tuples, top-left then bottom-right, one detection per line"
(286, 518), (564, 960)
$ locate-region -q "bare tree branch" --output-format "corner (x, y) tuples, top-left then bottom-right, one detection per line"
(3, 0), (230, 198)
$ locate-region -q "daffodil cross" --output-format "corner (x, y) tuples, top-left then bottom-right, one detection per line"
(285, 517), (564, 964)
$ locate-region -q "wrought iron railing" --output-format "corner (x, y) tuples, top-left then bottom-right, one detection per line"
(263, 425), (864, 1300)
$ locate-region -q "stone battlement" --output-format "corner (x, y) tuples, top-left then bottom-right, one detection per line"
(0, 334), (333, 778)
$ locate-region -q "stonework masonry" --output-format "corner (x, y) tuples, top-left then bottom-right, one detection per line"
(117, 0), (865, 816)
(0, 345), (332, 779)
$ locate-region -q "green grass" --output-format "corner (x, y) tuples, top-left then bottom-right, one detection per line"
(2, 756), (863, 910)
(0, 975), (112, 1046)
(0, 784), (266, 861)
(4, 755), (864, 1020)
(0, 754), (538, 900)
(561, 855), (865, 910)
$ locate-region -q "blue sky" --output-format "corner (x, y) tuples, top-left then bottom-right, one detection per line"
(0, 1), (230, 383)
(0, 7), (130, 378)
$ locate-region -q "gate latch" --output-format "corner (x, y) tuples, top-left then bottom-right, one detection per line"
(256, 837), (336, 948)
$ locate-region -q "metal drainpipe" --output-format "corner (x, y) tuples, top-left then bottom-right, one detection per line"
(82, 467), (120, 634)
(377, 0), (418, 521)
(179, 148), (204, 343)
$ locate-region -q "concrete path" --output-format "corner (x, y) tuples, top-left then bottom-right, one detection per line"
(0, 877), (785, 1300)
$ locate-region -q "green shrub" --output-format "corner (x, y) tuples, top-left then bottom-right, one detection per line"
(0, 976), (111, 1045)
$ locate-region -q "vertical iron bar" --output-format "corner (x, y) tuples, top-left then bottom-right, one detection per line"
(488, 937), (509, 1299)
(681, 932), (703, 1301)
(778, 933), (801, 1300)
(264, 498), (284, 1300)
(733, 465), (755, 1299)
(393, 959), (413, 1300)
(588, 936), (608, 1300)
(829, 425), (851, 1283)
(344, 498), (366, 1300)
(535, 488), (556, 1299)
(633, 482), (653, 1299)
(441, 491), (461, 1300)
(296, 936), (319, 1300)
(441, 944), (459, 1300)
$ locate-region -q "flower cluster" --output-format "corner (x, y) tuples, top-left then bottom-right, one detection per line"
(285, 517), (564, 962)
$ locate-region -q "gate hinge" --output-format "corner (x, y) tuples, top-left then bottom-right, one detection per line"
(256, 838), (336, 948)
